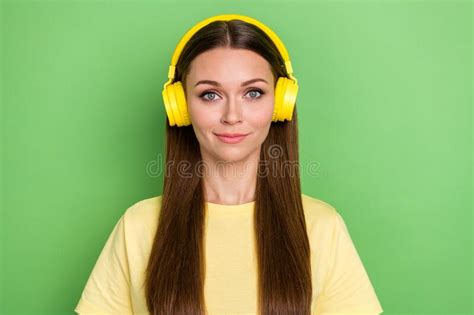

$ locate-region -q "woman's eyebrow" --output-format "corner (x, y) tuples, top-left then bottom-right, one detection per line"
(194, 78), (268, 87)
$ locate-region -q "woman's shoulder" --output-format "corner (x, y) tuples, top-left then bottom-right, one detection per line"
(120, 195), (163, 238)
(301, 193), (339, 223)
(123, 195), (162, 217)
(300, 193), (349, 241)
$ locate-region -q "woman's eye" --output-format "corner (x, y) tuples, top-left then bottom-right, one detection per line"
(246, 89), (264, 99)
(199, 89), (265, 102)
(200, 91), (220, 102)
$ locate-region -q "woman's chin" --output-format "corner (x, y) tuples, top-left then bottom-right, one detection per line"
(212, 150), (249, 164)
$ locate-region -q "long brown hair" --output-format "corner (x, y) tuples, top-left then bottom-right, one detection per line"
(145, 19), (312, 315)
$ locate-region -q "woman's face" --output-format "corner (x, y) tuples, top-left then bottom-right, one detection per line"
(184, 47), (275, 164)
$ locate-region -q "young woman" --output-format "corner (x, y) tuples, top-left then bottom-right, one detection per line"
(75, 14), (384, 315)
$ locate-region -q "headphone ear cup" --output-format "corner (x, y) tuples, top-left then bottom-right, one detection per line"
(273, 77), (285, 122)
(280, 77), (298, 121)
(172, 81), (191, 127)
(274, 77), (297, 122)
(162, 81), (191, 127)
(162, 83), (177, 126)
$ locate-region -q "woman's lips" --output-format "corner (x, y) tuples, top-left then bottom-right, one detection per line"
(214, 133), (250, 144)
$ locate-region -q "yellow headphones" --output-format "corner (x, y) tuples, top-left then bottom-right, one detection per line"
(162, 14), (298, 127)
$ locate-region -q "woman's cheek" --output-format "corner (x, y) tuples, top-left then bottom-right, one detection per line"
(187, 100), (210, 125)
(247, 102), (274, 125)
(189, 107), (218, 130)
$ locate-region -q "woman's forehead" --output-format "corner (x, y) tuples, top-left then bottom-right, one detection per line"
(186, 48), (273, 86)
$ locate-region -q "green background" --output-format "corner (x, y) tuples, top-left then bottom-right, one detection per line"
(1, 0), (471, 314)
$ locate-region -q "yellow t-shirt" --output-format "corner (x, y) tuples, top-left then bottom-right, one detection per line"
(74, 194), (384, 315)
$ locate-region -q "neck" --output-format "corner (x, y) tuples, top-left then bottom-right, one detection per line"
(200, 148), (260, 205)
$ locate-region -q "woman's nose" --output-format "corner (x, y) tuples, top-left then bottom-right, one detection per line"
(221, 97), (243, 125)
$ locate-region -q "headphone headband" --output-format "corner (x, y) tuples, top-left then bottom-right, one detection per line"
(165, 14), (297, 85)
